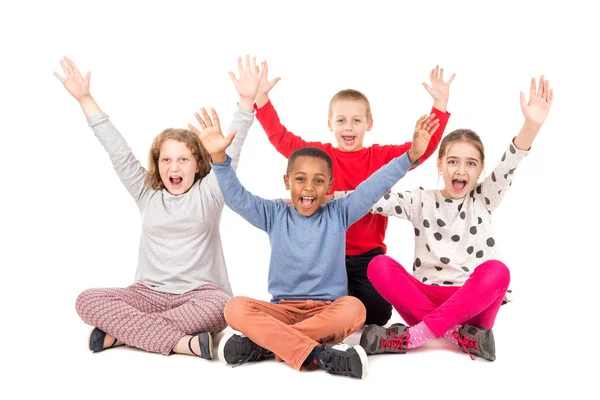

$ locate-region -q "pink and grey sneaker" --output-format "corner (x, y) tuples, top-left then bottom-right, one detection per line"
(359, 323), (410, 355)
(454, 325), (496, 361)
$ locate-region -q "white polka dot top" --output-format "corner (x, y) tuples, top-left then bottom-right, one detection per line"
(339, 141), (528, 301)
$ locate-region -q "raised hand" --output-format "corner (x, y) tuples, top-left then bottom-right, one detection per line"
(188, 108), (236, 162)
(422, 65), (455, 112)
(255, 60), (281, 108)
(407, 114), (440, 164)
(229, 55), (265, 112)
(53, 56), (92, 101)
(520, 75), (553, 126)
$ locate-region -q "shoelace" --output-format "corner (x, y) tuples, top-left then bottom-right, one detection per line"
(379, 331), (411, 352)
(318, 348), (352, 375)
(453, 331), (478, 360)
(231, 340), (272, 368)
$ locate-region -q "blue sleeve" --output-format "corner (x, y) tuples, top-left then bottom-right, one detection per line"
(338, 153), (415, 227)
(211, 156), (279, 233)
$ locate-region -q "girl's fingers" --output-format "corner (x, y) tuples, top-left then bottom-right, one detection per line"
(53, 71), (65, 83)
(187, 123), (200, 134)
(210, 107), (220, 128)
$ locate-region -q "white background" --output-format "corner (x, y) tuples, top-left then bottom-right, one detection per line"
(1, 0), (597, 398)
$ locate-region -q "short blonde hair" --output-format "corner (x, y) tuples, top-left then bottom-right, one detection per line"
(438, 128), (485, 164)
(328, 89), (372, 121)
(145, 128), (211, 190)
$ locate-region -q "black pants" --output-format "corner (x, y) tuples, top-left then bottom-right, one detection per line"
(346, 247), (392, 326)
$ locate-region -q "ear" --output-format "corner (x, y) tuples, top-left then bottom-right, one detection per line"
(367, 119), (373, 131)
(283, 174), (290, 190)
(326, 178), (334, 193)
(437, 158), (443, 174)
(195, 164), (201, 173)
(327, 119), (333, 132)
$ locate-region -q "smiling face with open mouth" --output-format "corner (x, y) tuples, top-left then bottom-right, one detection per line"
(438, 141), (484, 200)
(328, 99), (372, 152)
(158, 139), (200, 196)
(284, 155), (333, 217)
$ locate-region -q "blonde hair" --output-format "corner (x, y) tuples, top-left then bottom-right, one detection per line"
(328, 89), (372, 121)
(438, 128), (485, 163)
(145, 128), (211, 190)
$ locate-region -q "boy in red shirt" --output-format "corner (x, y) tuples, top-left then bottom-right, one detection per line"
(253, 64), (454, 325)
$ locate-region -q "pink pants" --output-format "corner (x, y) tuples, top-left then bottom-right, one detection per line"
(367, 256), (510, 337)
(76, 283), (230, 355)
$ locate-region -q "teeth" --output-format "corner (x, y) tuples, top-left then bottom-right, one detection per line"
(301, 197), (314, 200)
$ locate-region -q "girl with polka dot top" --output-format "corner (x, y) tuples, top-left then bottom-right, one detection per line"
(342, 76), (553, 361)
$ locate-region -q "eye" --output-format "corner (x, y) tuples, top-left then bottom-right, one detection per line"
(315, 179), (325, 184)
(181, 157), (188, 162)
(354, 119), (361, 123)
(468, 161), (477, 167)
(448, 160), (456, 165)
(161, 158), (169, 163)
(337, 119), (344, 123)
(295, 177), (305, 182)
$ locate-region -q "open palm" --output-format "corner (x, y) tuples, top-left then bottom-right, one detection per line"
(520, 76), (553, 126)
(53, 56), (91, 101)
(229, 55), (265, 101)
(187, 108), (236, 154)
(422, 65), (455, 104)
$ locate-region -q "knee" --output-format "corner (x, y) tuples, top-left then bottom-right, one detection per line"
(223, 296), (253, 328)
(75, 288), (102, 318)
(367, 255), (398, 282)
(343, 296), (367, 323)
(476, 260), (511, 289)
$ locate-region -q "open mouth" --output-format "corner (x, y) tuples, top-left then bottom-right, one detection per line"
(300, 196), (315, 209)
(169, 176), (183, 187)
(452, 178), (467, 192)
(342, 136), (356, 145)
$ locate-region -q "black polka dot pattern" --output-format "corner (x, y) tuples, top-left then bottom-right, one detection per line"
(502, 152), (506, 161)
(415, 258), (422, 267)
(426, 244), (431, 252)
(470, 226), (477, 234)
(435, 266), (443, 271)
(415, 228), (420, 236)
(397, 193), (404, 199)
(423, 219), (430, 228)
(443, 281), (453, 285)
(422, 277), (428, 282)
(487, 237), (495, 247)
(492, 172), (496, 182)
(376, 207), (383, 212)
(437, 219), (446, 227)
(460, 211), (466, 219)
(509, 144), (516, 154)
(461, 266), (470, 272)
(434, 233), (442, 241)
(476, 250), (484, 258)
(440, 257), (450, 264)
(445, 198), (453, 203)
(467, 246), (474, 254)
(478, 217), (482, 224)
(476, 186), (482, 194)
(384, 193), (390, 200)
(458, 203), (463, 212)
(485, 197), (491, 205)
(395, 206), (402, 214)
(508, 167), (516, 175)
(451, 235), (460, 242)
(436, 202), (439, 209)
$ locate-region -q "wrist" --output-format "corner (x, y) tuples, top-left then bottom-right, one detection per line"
(255, 95), (269, 109)
(433, 99), (448, 113)
(211, 152), (228, 164)
(238, 97), (254, 113)
(407, 149), (419, 164)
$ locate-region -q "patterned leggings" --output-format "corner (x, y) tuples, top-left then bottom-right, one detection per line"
(75, 283), (230, 355)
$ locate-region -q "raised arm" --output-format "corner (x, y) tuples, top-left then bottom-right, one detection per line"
(341, 115), (439, 226)
(196, 108), (278, 232)
(477, 76), (553, 212)
(54, 57), (148, 203)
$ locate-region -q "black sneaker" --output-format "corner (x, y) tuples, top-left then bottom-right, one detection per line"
(218, 333), (273, 366)
(315, 343), (368, 379)
(360, 323), (410, 355)
(454, 325), (496, 361)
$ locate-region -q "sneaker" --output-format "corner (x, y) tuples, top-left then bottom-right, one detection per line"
(454, 325), (496, 361)
(360, 323), (410, 355)
(315, 343), (368, 379)
(218, 333), (273, 366)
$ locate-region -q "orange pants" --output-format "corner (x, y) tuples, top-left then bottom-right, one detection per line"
(224, 296), (366, 370)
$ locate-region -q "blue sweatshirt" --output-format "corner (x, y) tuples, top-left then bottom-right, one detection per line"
(212, 153), (415, 302)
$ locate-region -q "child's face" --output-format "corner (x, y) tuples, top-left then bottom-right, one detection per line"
(328, 99), (372, 152)
(284, 156), (333, 217)
(438, 141), (484, 199)
(158, 139), (200, 196)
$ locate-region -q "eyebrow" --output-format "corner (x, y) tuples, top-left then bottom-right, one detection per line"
(447, 156), (480, 162)
(293, 172), (327, 177)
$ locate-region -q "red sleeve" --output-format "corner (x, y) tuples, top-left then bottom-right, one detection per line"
(254, 100), (326, 158)
(415, 106), (451, 166)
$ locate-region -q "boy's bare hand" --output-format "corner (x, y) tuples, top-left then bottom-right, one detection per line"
(255, 60), (280, 108)
(422, 65), (455, 112)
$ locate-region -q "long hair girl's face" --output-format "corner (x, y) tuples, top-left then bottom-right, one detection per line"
(158, 139), (200, 196)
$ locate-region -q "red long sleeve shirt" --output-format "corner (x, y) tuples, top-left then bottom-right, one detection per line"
(255, 100), (450, 255)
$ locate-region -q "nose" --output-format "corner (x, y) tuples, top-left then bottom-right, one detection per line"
(344, 120), (353, 130)
(171, 162), (181, 172)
